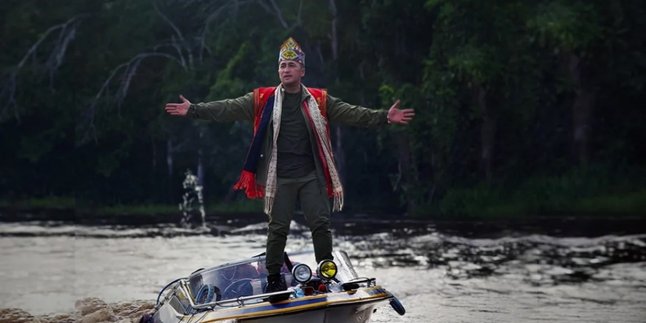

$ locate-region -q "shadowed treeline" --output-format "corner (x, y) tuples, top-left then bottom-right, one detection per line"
(0, 0), (644, 217)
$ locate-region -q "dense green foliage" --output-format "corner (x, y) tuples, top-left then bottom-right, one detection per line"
(1, 0), (644, 217)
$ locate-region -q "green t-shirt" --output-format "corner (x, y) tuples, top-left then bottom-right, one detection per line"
(276, 91), (315, 178)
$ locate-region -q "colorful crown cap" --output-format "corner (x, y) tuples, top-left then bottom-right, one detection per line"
(279, 37), (305, 65)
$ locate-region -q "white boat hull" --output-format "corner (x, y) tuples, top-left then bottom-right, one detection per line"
(154, 286), (391, 323)
(240, 301), (380, 323)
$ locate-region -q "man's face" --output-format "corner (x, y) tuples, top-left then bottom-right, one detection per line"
(278, 60), (305, 86)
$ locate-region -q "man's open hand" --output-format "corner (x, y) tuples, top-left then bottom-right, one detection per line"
(165, 95), (191, 116)
(387, 100), (415, 125)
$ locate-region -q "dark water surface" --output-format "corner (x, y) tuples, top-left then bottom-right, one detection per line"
(0, 215), (644, 322)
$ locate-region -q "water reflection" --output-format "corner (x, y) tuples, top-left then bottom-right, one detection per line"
(0, 219), (644, 322)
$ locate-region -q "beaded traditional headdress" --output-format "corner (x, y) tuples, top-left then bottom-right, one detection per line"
(278, 37), (305, 66)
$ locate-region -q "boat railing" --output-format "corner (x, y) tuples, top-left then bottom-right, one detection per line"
(344, 277), (376, 286)
(176, 275), (379, 310)
(178, 279), (295, 309)
(340, 277), (376, 291)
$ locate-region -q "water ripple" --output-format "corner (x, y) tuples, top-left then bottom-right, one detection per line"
(1, 220), (645, 322)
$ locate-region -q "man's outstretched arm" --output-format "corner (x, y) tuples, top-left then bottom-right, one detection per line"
(164, 93), (254, 122)
(326, 95), (415, 127)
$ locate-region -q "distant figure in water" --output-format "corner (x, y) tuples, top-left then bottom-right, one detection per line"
(180, 169), (206, 228)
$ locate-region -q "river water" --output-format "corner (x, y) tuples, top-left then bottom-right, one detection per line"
(0, 215), (645, 322)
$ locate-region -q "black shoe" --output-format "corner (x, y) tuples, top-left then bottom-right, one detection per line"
(265, 273), (289, 303)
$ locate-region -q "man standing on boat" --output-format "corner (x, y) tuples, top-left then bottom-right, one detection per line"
(165, 37), (414, 302)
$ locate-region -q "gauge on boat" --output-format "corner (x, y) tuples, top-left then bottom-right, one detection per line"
(292, 263), (313, 283)
(195, 284), (215, 304)
(317, 260), (338, 280)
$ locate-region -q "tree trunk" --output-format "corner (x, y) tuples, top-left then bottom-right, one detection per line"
(328, 0), (346, 185)
(332, 125), (346, 181)
(152, 137), (157, 169)
(476, 83), (495, 183)
(395, 131), (416, 214)
(197, 129), (205, 186)
(166, 138), (174, 200)
(328, 0), (338, 60)
(568, 53), (594, 167)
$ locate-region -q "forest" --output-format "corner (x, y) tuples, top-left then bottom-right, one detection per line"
(1, 0), (645, 217)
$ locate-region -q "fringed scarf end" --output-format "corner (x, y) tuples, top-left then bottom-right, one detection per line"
(332, 192), (344, 212)
(233, 170), (265, 199)
(264, 196), (275, 215)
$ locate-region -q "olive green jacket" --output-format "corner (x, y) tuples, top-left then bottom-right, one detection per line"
(186, 86), (388, 187)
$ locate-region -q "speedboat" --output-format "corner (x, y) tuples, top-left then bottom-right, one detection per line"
(142, 250), (406, 323)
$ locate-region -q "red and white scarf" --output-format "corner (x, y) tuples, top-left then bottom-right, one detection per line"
(263, 85), (343, 214)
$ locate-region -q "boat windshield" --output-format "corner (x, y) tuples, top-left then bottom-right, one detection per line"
(187, 250), (359, 303)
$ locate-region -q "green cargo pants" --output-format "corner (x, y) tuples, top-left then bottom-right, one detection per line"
(265, 172), (333, 275)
